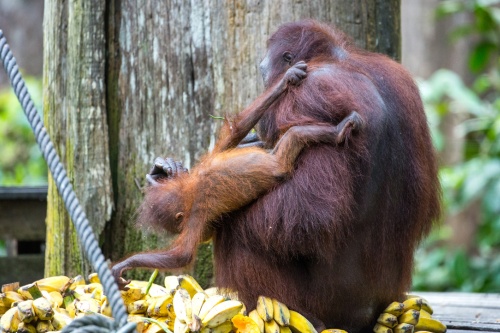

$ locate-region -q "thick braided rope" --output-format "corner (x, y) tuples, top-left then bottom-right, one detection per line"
(0, 30), (132, 331)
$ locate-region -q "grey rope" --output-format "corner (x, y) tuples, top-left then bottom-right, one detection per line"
(0, 30), (133, 332)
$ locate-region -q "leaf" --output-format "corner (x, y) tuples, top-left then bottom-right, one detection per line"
(468, 42), (495, 72)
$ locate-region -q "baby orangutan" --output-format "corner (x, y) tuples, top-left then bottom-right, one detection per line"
(112, 61), (364, 288)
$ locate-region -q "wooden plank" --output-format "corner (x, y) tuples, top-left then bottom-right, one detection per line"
(416, 292), (500, 332)
(0, 186), (47, 200)
(0, 254), (44, 285)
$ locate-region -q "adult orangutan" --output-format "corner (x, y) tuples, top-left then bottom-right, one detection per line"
(114, 20), (440, 333)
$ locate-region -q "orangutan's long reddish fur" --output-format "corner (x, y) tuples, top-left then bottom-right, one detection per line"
(212, 20), (440, 333)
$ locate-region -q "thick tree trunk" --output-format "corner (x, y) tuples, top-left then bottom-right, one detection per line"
(44, 0), (400, 282)
(43, 0), (113, 277)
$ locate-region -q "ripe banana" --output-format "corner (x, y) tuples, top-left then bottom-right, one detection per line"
(173, 288), (193, 324)
(88, 273), (101, 284)
(16, 300), (35, 323)
(16, 322), (36, 333)
(373, 323), (393, 333)
(127, 299), (149, 314)
(32, 297), (54, 320)
(414, 318), (447, 333)
(281, 326), (293, 333)
(35, 320), (55, 333)
(399, 310), (420, 325)
(264, 319), (281, 333)
(34, 276), (70, 293)
(402, 298), (422, 312)
(272, 299), (290, 326)
(179, 274), (205, 297)
(406, 295), (434, 315)
(288, 310), (318, 333)
(199, 295), (226, 320)
(0, 307), (21, 333)
(192, 291), (208, 317)
(202, 300), (244, 328)
(419, 310), (432, 319)
(147, 295), (174, 317)
(383, 302), (405, 317)
(165, 275), (181, 294)
(174, 317), (189, 333)
(75, 298), (101, 314)
(1, 290), (25, 307)
(377, 313), (398, 328)
(394, 323), (415, 333)
(256, 296), (274, 322)
(249, 309), (265, 333)
(51, 309), (73, 330)
(200, 320), (234, 333)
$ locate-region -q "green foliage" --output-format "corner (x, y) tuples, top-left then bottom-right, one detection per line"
(413, 0), (500, 292)
(0, 76), (47, 185)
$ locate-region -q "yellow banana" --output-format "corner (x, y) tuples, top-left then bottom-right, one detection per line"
(256, 296), (274, 322)
(100, 297), (112, 317)
(35, 320), (55, 333)
(0, 305), (8, 315)
(173, 288), (193, 324)
(394, 323), (414, 333)
(179, 274), (205, 297)
(35, 276), (70, 293)
(205, 287), (219, 297)
(264, 319), (281, 333)
(1, 290), (26, 307)
(288, 310), (318, 333)
(75, 298), (102, 314)
(48, 291), (64, 308)
(127, 314), (148, 332)
(192, 291), (208, 317)
(272, 299), (290, 326)
(373, 323), (393, 333)
(174, 317), (189, 333)
(377, 312), (398, 328)
(165, 275), (181, 294)
(406, 295), (434, 315)
(199, 294), (226, 320)
(69, 275), (86, 289)
(399, 310), (420, 325)
(202, 300), (244, 328)
(16, 322), (36, 333)
(419, 310), (432, 319)
(1, 283), (19, 292)
(281, 326), (293, 333)
(121, 285), (146, 305)
(17, 283), (39, 300)
(414, 318), (447, 333)
(249, 309), (265, 333)
(147, 295), (174, 317)
(383, 302), (405, 317)
(127, 299), (149, 314)
(32, 297), (54, 320)
(17, 300), (35, 323)
(88, 273), (101, 284)
(200, 321), (234, 333)
(51, 309), (73, 330)
(0, 307), (21, 333)
(402, 299), (422, 312)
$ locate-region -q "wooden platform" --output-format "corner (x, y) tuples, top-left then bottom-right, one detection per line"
(418, 292), (500, 333)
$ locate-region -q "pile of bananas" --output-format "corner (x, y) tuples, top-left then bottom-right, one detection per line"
(374, 295), (447, 333)
(0, 273), (447, 333)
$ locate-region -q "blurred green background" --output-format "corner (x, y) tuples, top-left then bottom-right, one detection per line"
(0, 0), (499, 292)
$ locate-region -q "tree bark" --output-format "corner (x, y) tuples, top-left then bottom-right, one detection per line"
(43, 0), (113, 277)
(44, 0), (401, 282)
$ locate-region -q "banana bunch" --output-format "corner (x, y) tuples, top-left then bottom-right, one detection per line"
(373, 295), (447, 333)
(235, 296), (319, 333)
(0, 275), (76, 333)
